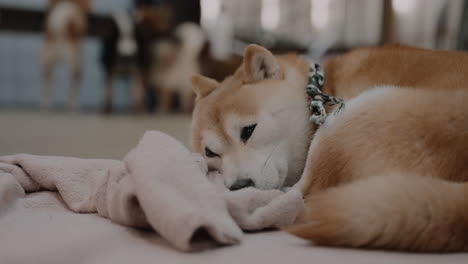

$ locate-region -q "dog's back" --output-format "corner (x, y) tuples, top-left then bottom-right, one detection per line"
(323, 44), (468, 98)
(288, 85), (468, 252)
(287, 45), (468, 251)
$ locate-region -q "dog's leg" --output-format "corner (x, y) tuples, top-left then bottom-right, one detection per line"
(130, 68), (145, 113)
(157, 85), (172, 113)
(181, 88), (195, 113)
(67, 42), (82, 111)
(103, 71), (114, 114)
(40, 40), (56, 110)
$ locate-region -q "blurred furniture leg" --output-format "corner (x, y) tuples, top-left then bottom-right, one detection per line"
(381, 0), (395, 44)
(131, 68), (145, 113)
(457, 1), (468, 50)
(103, 72), (115, 114)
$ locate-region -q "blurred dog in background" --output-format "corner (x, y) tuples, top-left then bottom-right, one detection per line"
(41, 0), (91, 111)
(100, 1), (169, 114)
(152, 22), (205, 112)
(152, 23), (242, 113)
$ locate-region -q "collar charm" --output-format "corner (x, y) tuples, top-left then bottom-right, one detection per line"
(306, 63), (345, 126)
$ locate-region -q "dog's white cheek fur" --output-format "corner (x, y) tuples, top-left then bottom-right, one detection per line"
(219, 111), (290, 189)
(250, 142), (289, 190)
(249, 111), (290, 189)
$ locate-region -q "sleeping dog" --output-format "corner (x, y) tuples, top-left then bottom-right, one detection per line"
(190, 44), (468, 252)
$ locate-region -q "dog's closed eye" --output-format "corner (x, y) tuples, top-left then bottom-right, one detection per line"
(205, 147), (220, 158)
(241, 124), (257, 142)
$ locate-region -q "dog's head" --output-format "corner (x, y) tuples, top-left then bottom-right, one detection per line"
(190, 44), (314, 190)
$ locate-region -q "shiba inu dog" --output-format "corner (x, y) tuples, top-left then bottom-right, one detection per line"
(190, 44), (468, 251)
(41, 0), (91, 111)
(153, 23), (205, 113)
(101, 2), (169, 113)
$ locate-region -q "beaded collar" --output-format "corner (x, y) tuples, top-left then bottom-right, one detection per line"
(306, 63), (345, 125)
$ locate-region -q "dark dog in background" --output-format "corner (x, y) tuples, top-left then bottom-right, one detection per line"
(100, 1), (169, 113)
(41, 0), (91, 111)
(101, 0), (241, 114)
(151, 23), (205, 112)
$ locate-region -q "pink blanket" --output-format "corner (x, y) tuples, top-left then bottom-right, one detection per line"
(0, 131), (303, 251)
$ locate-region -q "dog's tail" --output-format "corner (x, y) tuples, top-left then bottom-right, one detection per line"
(47, 1), (86, 38)
(285, 174), (468, 252)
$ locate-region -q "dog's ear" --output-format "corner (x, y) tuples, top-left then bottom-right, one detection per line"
(191, 74), (219, 100)
(243, 44), (282, 83)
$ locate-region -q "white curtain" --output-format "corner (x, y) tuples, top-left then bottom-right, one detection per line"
(340, 0), (384, 47)
(200, 0), (465, 53)
(390, 0), (464, 50)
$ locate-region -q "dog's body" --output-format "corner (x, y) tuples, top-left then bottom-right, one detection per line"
(41, 0), (90, 111)
(190, 44), (468, 251)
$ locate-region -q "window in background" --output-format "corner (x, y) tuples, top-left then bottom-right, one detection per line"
(388, 0), (464, 50)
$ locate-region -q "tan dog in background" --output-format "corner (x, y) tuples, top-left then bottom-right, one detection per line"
(190, 44), (468, 251)
(152, 23), (205, 113)
(41, 0), (90, 111)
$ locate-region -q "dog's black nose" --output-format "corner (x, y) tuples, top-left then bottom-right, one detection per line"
(230, 179), (255, 191)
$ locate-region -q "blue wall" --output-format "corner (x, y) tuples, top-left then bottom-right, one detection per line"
(0, 33), (133, 110)
(0, 0), (133, 111)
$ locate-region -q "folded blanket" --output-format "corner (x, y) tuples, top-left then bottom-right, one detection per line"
(0, 131), (303, 251)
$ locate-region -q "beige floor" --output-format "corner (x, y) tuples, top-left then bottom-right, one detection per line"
(0, 110), (192, 159)
(3, 111), (468, 263)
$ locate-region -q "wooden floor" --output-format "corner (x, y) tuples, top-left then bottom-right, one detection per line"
(0, 110), (192, 159)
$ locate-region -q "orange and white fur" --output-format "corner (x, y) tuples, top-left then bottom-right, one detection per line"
(190, 44), (468, 252)
(41, 0), (90, 111)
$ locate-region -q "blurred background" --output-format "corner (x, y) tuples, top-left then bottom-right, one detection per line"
(1, 0), (467, 157)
